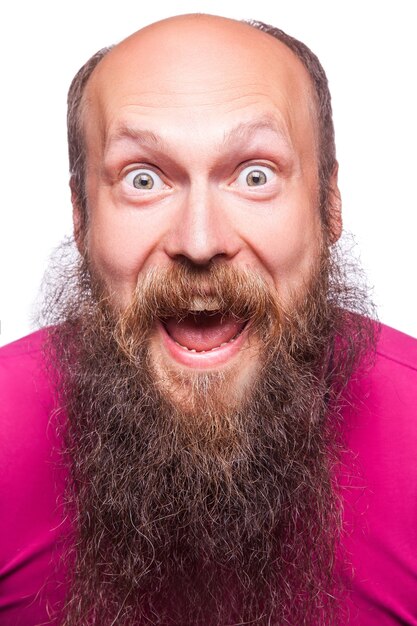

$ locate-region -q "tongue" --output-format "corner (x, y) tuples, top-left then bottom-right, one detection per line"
(164, 312), (243, 351)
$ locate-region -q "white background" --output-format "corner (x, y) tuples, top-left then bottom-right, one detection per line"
(0, 0), (416, 346)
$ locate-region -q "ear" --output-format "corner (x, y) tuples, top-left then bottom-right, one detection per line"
(327, 162), (342, 244)
(70, 176), (84, 254)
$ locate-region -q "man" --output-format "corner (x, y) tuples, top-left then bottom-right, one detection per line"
(0, 13), (416, 626)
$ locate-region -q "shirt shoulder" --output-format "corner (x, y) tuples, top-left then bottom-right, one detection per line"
(340, 323), (417, 624)
(376, 322), (417, 373)
(342, 321), (417, 463)
(0, 329), (67, 624)
(0, 328), (55, 438)
(0, 326), (54, 426)
(0, 327), (49, 359)
(367, 322), (417, 416)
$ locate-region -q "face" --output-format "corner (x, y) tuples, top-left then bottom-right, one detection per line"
(77, 15), (327, 406)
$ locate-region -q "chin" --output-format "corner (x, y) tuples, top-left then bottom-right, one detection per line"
(147, 328), (263, 419)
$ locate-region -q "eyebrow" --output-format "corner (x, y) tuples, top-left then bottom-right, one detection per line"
(221, 117), (293, 151)
(106, 127), (165, 151)
(106, 115), (293, 154)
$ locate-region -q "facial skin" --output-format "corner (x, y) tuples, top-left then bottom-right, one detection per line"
(75, 14), (340, 408)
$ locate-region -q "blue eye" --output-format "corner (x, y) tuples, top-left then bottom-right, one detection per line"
(236, 165), (274, 188)
(124, 168), (165, 191)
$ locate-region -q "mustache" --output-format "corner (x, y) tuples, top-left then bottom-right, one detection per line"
(106, 263), (286, 354)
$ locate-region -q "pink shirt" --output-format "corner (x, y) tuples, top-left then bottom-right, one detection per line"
(339, 324), (417, 624)
(1, 324), (416, 625)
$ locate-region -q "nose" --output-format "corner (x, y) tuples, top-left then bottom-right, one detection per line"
(163, 182), (240, 266)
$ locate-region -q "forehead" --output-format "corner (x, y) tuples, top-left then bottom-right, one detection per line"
(84, 16), (318, 158)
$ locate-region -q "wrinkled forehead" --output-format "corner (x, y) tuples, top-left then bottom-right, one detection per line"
(83, 16), (318, 159)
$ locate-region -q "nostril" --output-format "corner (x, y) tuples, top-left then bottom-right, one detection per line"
(170, 253), (229, 271)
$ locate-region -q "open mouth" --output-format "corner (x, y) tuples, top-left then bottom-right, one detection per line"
(157, 299), (248, 368)
(163, 311), (246, 353)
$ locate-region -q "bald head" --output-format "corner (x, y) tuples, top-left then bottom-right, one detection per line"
(89, 14), (314, 103)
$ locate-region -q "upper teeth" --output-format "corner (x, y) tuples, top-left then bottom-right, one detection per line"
(188, 296), (220, 312)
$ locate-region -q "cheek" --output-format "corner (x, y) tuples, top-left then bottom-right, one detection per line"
(85, 195), (160, 299)
(243, 197), (322, 298)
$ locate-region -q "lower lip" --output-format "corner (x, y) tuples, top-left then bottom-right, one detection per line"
(157, 321), (248, 369)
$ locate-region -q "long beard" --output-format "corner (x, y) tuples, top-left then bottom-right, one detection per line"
(42, 241), (376, 626)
